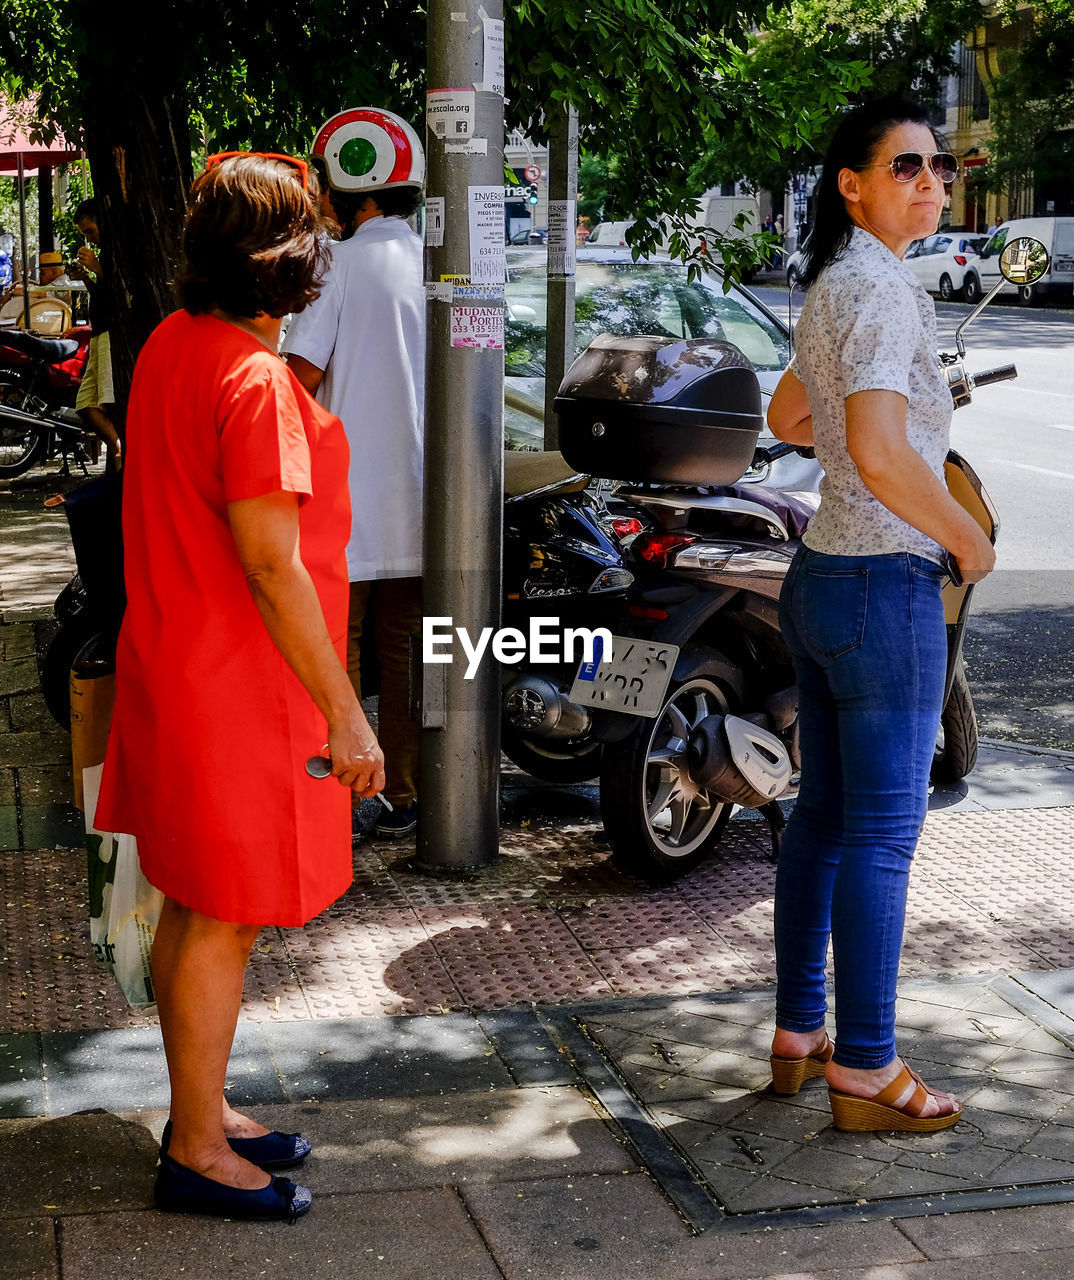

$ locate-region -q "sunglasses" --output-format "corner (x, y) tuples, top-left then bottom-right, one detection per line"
(864, 151), (960, 185)
(204, 151), (310, 191)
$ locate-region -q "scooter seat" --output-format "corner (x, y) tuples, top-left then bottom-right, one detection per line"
(504, 449), (589, 501)
(704, 483), (819, 540)
(0, 328), (80, 363)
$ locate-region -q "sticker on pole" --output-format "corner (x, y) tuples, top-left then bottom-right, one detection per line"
(425, 196), (445, 247)
(547, 199), (577, 277)
(468, 186), (506, 284)
(450, 305), (504, 349)
(426, 89), (475, 139)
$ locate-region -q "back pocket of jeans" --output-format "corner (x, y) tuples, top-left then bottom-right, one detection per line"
(800, 567), (869, 661)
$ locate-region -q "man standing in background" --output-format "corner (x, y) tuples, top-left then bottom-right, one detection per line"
(284, 108), (426, 839)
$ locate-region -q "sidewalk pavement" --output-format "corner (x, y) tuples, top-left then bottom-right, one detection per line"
(3, 485), (1074, 1278)
(3, 728), (1074, 1278)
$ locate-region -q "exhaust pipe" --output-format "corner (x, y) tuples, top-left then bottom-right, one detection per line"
(504, 674), (592, 740)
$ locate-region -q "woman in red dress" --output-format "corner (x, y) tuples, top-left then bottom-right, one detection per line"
(97, 153), (384, 1221)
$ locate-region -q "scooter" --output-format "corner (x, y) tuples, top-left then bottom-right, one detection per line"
(544, 236), (1044, 881)
(0, 327), (93, 478)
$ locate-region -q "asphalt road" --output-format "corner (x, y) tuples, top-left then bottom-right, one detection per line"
(754, 283), (1074, 752)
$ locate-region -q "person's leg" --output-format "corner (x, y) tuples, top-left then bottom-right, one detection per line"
(370, 576), (422, 807)
(151, 897), (269, 1188)
(821, 557), (957, 1116)
(773, 549), (848, 1059)
(345, 579), (372, 701)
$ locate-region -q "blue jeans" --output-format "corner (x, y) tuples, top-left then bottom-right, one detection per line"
(774, 547), (948, 1069)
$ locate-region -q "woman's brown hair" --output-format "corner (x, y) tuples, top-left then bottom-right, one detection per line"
(178, 155), (329, 318)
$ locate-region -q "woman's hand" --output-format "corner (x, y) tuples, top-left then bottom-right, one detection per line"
(328, 712), (385, 798)
(948, 523), (996, 584)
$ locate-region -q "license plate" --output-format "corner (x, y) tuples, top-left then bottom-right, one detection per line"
(569, 635), (680, 719)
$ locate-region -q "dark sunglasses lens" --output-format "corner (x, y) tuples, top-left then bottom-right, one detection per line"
(932, 154), (959, 183)
(891, 153), (924, 181)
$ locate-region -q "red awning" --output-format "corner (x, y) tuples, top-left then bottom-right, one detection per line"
(0, 103), (81, 175)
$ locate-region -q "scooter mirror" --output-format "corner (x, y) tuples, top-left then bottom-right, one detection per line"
(999, 236), (1050, 286)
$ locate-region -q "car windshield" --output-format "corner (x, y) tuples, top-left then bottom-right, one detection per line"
(505, 260), (790, 379)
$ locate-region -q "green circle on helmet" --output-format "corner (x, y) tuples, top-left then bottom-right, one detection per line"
(339, 136), (378, 178)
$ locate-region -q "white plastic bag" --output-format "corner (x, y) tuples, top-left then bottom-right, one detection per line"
(82, 763), (164, 1014)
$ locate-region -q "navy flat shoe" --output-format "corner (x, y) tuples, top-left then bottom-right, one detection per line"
(161, 1120), (312, 1171)
(227, 1130), (312, 1170)
(154, 1152), (312, 1222)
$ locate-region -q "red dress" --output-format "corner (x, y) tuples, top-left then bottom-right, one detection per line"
(96, 310), (353, 926)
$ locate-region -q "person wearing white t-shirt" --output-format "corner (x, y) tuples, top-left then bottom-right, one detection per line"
(284, 108), (427, 839)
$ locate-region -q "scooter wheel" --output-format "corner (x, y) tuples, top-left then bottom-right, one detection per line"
(40, 617), (102, 729)
(931, 659), (978, 785)
(0, 421), (45, 478)
(502, 728), (602, 785)
(599, 647), (739, 883)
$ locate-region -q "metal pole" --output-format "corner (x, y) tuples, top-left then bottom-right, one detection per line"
(416, 0), (505, 870)
(37, 165), (54, 254)
(543, 104), (578, 449)
(17, 154), (31, 331)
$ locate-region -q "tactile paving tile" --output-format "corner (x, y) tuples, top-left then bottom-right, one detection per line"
(0, 849), (153, 1032)
(282, 906), (463, 1018)
(588, 942), (770, 999)
(421, 904), (615, 1008)
(558, 897), (718, 949)
(240, 927), (312, 1023)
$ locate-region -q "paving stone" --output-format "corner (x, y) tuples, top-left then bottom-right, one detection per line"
(0, 655), (39, 697)
(897, 1201), (1074, 1259)
(15, 768), (72, 806)
(475, 1008), (577, 1086)
(246, 1088), (632, 1193)
(9, 690), (60, 734)
(770, 1249), (1074, 1280)
(0, 624), (37, 661)
(0, 1112), (156, 1215)
(0, 1031), (45, 1117)
(19, 803), (83, 851)
(772, 1145), (891, 1195)
(463, 1173), (925, 1279)
(59, 1188), (503, 1280)
(259, 1012), (514, 1101)
(1013, 969), (1074, 1021)
(0, 804), (18, 851)
(0, 768), (14, 805)
(0, 732), (71, 768)
(0, 1218), (57, 1280)
(41, 1028), (169, 1115)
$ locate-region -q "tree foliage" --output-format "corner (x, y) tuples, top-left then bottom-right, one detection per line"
(691, 1), (982, 216)
(985, 0), (1074, 214)
(0, 0), (875, 396)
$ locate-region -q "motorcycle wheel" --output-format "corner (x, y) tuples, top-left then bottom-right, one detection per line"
(40, 617), (103, 729)
(502, 727), (602, 785)
(0, 420), (44, 478)
(599, 648), (737, 882)
(931, 659), (978, 785)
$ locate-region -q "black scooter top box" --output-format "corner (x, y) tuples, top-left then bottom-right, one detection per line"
(554, 334), (763, 486)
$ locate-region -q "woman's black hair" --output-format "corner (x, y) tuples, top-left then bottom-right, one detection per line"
(798, 95), (942, 290)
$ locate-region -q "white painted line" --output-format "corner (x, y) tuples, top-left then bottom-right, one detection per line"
(1043, 423), (1074, 432)
(1008, 461), (1074, 479)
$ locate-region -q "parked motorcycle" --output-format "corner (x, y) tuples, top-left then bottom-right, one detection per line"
(0, 326), (92, 478)
(537, 237), (1045, 881)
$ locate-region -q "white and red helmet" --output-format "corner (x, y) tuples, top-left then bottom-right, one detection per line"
(311, 107), (425, 194)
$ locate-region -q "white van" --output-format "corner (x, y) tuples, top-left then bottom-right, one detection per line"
(586, 220), (634, 247)
(961, 216), (1074, 306)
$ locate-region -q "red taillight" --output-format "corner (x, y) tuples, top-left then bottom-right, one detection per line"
(632, 531), (696, 567)
(628, 604), (669, 621)
(954, 255), (967, 266)
(611, 516), (644, 539)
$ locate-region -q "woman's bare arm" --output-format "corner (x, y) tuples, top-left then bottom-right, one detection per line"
(227, 490), (384, 795)
(768, 368), (814, 446)
(845, 389), (995, 583)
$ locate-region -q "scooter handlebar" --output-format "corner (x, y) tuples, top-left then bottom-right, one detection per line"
(971, 363), (1017, 388)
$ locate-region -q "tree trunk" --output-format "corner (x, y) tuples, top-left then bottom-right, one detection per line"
(77, 13), (193, 419)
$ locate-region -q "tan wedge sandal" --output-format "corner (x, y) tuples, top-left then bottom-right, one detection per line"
(828, 1064), (963, 1133)
(769, 1034), (834, 1095)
